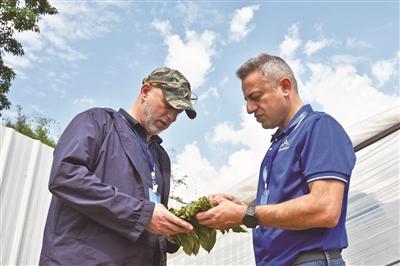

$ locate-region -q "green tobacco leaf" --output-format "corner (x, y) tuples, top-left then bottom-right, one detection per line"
(199, 227), (216, 253)
(169, 196), (247, 255)
(192, 231), (200, 255)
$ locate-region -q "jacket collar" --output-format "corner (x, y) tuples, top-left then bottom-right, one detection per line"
(113, 109), (165, 199)
(118, 108), (163, 145)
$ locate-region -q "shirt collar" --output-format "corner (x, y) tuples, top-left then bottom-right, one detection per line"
(270, 104), (313, 142)
(118, 108), (163, 144)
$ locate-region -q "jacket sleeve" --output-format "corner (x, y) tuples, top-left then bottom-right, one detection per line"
(48, 109), (154, 242)
(166, 241), (181, 253)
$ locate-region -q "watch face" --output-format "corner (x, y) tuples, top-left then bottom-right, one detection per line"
(243, 214), (258, 228)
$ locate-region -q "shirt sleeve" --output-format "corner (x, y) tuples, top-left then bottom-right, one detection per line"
(300, 114), (356, 183)
(48, 109), (154, 242)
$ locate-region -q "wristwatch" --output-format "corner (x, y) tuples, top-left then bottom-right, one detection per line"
(242, 205), (259, 228)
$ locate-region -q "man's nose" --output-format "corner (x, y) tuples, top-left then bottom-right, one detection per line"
(246, 101), (257, 114)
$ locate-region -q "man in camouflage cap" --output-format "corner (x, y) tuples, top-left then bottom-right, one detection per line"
(40, 66), (196, 266)
(143, 67), (197, 119)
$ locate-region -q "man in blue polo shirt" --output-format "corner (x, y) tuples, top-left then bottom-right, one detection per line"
(196, 53), (356, 265)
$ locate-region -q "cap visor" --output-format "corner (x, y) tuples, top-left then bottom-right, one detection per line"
(163, 90), (197, 119)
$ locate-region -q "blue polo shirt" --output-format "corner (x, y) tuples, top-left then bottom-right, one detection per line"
(253, 104), (356, 266)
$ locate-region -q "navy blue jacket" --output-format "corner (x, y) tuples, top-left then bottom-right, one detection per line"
(39, 108), (178, 266)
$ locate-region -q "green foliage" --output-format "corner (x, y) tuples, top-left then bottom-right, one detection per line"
(3, 105), (57, 147)
(0, 0), (58, 111)
(169, 196), (247, 256)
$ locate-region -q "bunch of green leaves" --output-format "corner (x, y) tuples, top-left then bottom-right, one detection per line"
(169, 196), (247, 256)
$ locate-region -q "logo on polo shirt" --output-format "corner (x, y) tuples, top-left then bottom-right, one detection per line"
(279, 138), (290, 151)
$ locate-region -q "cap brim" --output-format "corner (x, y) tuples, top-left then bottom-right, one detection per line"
(185, 109), (197, 119)
(163, 90), (197, 119)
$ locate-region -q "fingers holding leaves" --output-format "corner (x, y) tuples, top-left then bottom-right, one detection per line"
(168, 196), (247, 256)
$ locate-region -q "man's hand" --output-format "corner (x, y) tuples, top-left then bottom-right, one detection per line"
(146, 204), (193, 236)
(196, 200), (247, 230)
(208, 193), (244, 205)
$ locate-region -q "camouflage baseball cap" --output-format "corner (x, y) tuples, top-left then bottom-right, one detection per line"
(143, 67), (197, 119)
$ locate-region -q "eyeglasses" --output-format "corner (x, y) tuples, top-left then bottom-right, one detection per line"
(174, 88), (198, 105)
(146, 81), (198, 105)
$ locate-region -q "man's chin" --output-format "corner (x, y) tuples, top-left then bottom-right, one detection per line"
(261, 122), (274, 130)
(148, 126), (166, 136)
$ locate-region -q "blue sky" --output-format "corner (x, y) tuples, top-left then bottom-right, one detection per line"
(4, 1), (399, 201)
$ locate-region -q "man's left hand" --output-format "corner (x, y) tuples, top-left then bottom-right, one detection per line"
(196, 200), (247, 230)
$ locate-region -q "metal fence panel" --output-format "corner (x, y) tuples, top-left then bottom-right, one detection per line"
(1, 126), (53, 266)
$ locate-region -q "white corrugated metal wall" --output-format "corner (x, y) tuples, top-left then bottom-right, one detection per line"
(343, 130), (399, 265)
(1, 125), (53, 266)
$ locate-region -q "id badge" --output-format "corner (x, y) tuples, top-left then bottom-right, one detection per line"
(260, 189), (269, 205)
(149, 188), (161, 203)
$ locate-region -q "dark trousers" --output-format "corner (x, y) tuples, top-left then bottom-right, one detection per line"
(292, 250), (345, 266)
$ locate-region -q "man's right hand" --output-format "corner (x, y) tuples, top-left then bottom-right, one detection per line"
(146, 204), (193, 236)
(208, 193), (244, 205)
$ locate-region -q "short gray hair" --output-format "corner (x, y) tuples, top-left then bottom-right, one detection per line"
(236, 53), (298, 91)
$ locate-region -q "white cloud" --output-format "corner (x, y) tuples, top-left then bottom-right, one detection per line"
(346, 37), (372, 49)
(152, 20), (216, 89)
(371, 59), (397, 87)
(176, 2), (201, 28)
(175, 2), (223, 29)
(3, 54), (32, 69)
(280, 23), (302, 58)
(29, 104), (45, 114)
(302, 63), (399, 127)
(207, 122), (238, 144)
(51, 85), (67, 98)
(286, 58), (305, 80)
(15, 31), (44, 52)
(73, 97), (97, 109)
(5, 2), (121, 73)
(229, 5), (260, 42)
(278, 24), (305, 80)
(330, 54), (367, 65)
(172, 143), (218, 200)
(198, 87), (219, 102)
(174, 108), (270, 201)
(45, 2), (119, 40)
(304, 38), (337, 56)
(207, 106), (270, 150)
(152, 19), (172, 35)
(219, 76), (229, 86)
(173, 143), (264, 202)
(314, 22), (324, 32)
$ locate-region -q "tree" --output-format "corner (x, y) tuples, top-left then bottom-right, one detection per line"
(0, 0), (57, 111)
(3, 105), (57, 147)
(170, 173), (189, 205)
(167, 148), (189, 205)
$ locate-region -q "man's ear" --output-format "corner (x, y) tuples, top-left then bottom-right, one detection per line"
(140, 83), (152, 100)
(279, 77), (292, 96)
